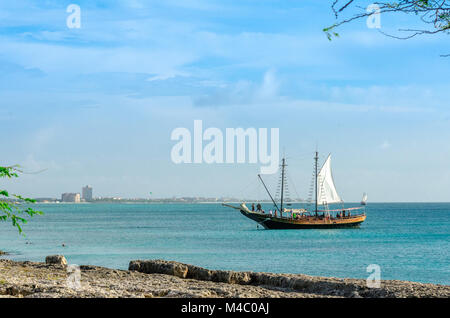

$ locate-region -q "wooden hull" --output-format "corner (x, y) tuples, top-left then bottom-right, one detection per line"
(240, 210), (366, 229)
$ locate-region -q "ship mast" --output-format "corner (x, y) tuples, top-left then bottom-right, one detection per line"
(314, 151), (318, 216)
(258, 157), (288, 214)
(280, 158), (286, 214)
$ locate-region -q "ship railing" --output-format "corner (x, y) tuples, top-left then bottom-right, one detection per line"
(270, 210), (365, 221)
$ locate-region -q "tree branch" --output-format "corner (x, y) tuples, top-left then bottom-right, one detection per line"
(325, 1), (450, 56)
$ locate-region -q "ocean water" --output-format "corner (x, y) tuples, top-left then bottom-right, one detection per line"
(0, 203), (449, 285)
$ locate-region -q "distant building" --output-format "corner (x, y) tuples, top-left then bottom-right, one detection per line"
(82, 185), (93, 201)
(61, 193), (81, 203)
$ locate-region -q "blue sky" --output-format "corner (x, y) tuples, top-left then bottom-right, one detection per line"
(1, 0), (449, 202)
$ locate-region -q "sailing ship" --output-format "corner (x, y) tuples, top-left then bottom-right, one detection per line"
(223, 152), (366, 229)
(361, 193), (368, 206)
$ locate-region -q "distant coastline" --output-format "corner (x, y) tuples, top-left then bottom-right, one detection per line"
(29, 198), (278, 204)
(28, 200), (450, 205)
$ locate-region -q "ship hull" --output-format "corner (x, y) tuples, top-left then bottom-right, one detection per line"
(240, 210), (365, 229)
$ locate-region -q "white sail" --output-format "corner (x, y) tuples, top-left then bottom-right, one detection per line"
(361, 193), (368, 204)
(317, 155), (342, 205)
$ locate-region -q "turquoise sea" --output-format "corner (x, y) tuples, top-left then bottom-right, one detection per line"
(0, 203), (449, 285)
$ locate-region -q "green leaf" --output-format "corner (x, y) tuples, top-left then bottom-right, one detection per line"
(0, 165), (43, 234)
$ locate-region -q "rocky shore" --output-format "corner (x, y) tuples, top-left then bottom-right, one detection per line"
(0, 256), (448, 298)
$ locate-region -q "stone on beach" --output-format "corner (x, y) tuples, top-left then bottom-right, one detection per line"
(45, 255), (67, 266)
(128, 259), (450, 298)
(129, 260), (252, 284)
(129, 259), (189, 278)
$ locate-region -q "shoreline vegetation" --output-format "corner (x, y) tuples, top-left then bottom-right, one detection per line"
(0, 256), (448, 298)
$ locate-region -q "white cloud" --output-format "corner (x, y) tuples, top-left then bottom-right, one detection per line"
(256, 69), (279, 100)
(380, 141), (391, 150)
(146, 72), (189, 82)
(325, 84), (446, 112)
(193, 69), (282, 107)
(0, 38), (198, 77)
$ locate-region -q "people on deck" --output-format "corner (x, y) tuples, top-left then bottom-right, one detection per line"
(256, 203), (262, 212)
(251, 203), (255, 211)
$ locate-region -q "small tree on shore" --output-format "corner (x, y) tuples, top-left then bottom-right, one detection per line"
(0, 166), (42, 234)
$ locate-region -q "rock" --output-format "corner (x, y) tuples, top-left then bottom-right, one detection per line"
(210, 270), (252, 285)
(129, 260), (188, 278)
(127, 260), (437, 298)
(6, 287), (20, 296)
(129, 260), (253, 285)
(45, 255), (67, 266)
(80, 265), (96, 270)
(186, 264), (212, 281)
(350, 290), (362, 298)
(1, 259), (450, 298)
(0, 250), (7, 256)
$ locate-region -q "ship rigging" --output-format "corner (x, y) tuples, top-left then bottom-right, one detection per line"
(223, 151), (366, 229)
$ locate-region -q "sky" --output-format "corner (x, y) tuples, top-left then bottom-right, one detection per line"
(1, 0), (449, 202)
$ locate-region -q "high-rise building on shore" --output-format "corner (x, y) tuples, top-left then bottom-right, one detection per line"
(82, 185), (93, 201)
(61, 193), (81, 203)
